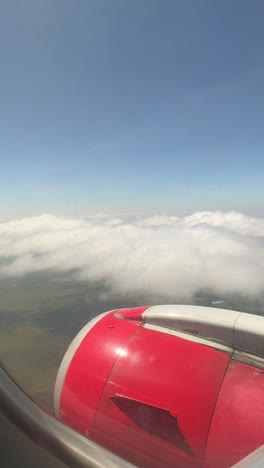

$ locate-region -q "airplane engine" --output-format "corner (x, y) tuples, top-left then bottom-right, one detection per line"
(54, 305), (264, 468)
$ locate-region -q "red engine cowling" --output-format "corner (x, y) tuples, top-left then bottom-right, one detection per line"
(54, 305), (264, 468)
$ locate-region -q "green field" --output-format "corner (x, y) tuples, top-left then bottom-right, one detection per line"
(0, 272), (147, 412)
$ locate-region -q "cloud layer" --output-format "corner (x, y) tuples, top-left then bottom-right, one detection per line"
(0, 211), (264, 300)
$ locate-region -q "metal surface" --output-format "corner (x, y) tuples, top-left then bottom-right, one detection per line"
(92, 326), (230, 468)
(59, 308), (146, 436)
(141, 305), (264, 359)
(0, 367), (136, 468)
(231, 445), (264, 468)
(204, 360), (264, 468)
(233, 350), (264, 370)
(54, 311), (109, 418)
(234, 313), (264, 358)
(55, 305), (264, 468)
(143, 322), (233, 354)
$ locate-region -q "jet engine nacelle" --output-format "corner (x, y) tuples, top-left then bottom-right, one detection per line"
(54, 305), (264, 468)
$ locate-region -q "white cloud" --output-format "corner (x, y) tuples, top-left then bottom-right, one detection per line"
(0, 211), (264, 300)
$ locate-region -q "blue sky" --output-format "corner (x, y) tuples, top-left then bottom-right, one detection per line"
(1, 0), (264, 217)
